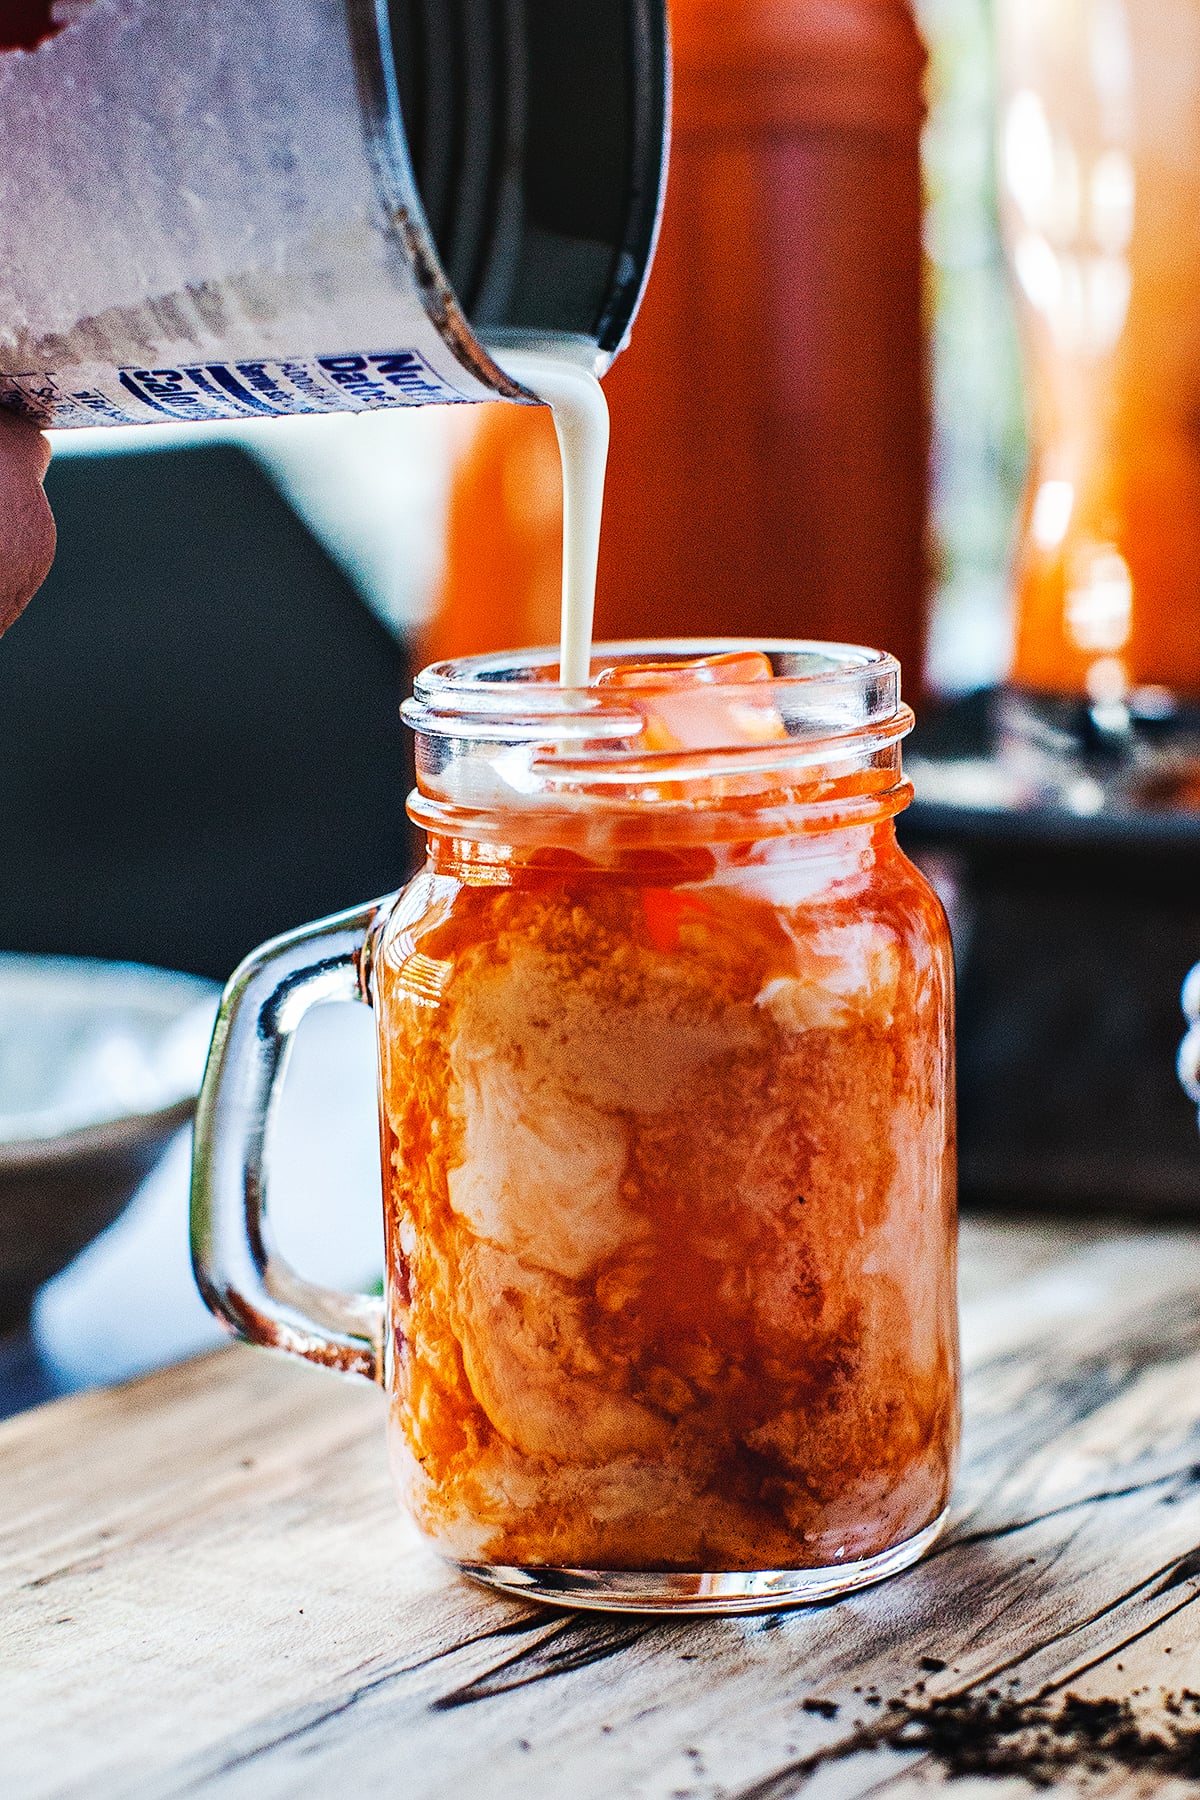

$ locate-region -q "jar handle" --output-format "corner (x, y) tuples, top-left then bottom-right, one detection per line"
(190, 898), (394, 1385)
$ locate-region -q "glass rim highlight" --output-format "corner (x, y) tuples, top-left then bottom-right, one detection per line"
(403, 638), (905, 748)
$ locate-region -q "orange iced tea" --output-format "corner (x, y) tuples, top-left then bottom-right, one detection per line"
(376, 645), (958, 1599)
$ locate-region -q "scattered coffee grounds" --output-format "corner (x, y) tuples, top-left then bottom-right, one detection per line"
(802, 1699), (839, 1720)
(886, 1690), (1200, 1787)
(0, 4), (63, 51)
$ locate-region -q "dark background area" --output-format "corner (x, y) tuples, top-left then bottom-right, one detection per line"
(0, 445), (416, 981)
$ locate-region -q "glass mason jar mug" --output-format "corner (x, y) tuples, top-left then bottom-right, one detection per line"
(191, 641), (959, 1613)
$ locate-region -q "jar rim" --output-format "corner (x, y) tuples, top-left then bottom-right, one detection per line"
(403, 640), (913, 840)
(403, 638), (904, 747)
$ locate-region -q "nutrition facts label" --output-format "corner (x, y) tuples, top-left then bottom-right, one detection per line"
(0, 348), (475, 428)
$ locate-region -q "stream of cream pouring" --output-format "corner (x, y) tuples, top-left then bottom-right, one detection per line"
(489, 343), (611, 688)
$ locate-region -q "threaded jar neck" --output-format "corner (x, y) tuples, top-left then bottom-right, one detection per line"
(402, 639), (914, 857)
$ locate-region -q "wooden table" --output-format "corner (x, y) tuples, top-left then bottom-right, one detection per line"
(8, 1216), (1200, 1798)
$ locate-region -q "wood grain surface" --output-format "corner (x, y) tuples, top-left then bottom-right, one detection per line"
(8, 1217), (1200, 1798)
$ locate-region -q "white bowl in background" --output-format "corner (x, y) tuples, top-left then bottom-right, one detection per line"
(0, 955), (219, 1333)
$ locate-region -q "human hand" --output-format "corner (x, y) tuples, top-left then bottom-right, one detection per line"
(0, 411), (56, 634)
